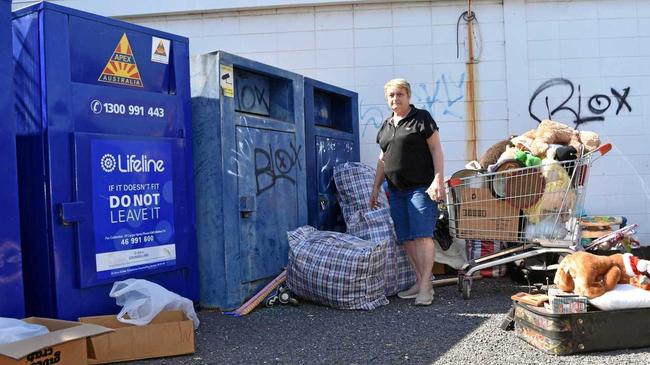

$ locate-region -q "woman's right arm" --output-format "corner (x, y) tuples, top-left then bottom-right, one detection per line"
(369, 151), (385, 209)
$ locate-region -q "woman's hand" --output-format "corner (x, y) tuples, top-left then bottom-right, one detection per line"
(369, 187), (380, 210)
(426, 176), (445, 201)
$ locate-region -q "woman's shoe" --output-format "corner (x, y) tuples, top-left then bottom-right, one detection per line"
(397, 283), (420, 299)
(414, 288), (434, 306)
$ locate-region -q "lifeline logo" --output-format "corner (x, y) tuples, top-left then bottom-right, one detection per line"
(100, 154), (165, 173)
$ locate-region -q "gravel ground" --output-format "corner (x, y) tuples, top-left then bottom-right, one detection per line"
(127, 277), (650, 365)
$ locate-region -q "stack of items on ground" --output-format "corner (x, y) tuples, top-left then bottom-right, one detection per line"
(510, 250), (650, 355)
(0, 279), (199, 363)
(286, 162), (416, 310)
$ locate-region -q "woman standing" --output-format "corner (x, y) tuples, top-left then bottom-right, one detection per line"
(369, 78), (445, 306)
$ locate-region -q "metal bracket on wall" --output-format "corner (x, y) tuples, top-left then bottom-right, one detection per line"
(239, 195), (256, 218)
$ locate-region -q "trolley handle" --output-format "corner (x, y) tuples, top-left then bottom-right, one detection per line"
(584, 143), (612, 162)
(447, 177), (462, 188)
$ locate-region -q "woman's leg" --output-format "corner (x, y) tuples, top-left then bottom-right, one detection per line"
(403, 240), (421, 285)
(405, 187), (438, 304)
(414, 236), (435, 291)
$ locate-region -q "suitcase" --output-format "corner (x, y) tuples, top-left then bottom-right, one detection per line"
(513, 301), (650, 355)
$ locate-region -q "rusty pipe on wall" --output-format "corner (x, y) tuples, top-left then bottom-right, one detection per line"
(465, 0), (478, 162)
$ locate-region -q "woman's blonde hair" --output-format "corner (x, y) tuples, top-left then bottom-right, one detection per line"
(384, 78), (411, 98)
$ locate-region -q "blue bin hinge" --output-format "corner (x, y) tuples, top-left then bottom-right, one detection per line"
(240, 196), (256, 218)
(59, 201), (86, 225)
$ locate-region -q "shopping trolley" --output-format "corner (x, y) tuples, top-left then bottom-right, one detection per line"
(446, 143), (612, 299)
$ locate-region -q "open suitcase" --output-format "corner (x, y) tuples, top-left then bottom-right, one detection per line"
(513, 301), (650, 355)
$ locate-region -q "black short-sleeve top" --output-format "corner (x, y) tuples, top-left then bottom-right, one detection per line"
(376, 105), (439, 190)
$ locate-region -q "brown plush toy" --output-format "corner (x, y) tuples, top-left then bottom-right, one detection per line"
(554, 252), (650, 298)
(510, 120), (601, 159)
(478, 138), (514, 169)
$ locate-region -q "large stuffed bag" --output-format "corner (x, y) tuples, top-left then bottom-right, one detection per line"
(287, 226), (389, 310)
(333, 162), (415, 296)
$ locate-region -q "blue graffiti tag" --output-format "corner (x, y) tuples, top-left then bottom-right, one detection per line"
(360, 73), (466, 137)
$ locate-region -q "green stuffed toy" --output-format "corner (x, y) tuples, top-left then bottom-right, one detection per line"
(514, 149), (542, 167)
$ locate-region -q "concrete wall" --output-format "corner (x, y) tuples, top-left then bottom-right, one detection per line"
(42, 0), (650, 241)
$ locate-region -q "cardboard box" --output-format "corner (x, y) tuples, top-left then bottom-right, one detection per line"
(455, 187), (519, 241)
(0, 318), (112, 365)
(432, 262), (446, 275)
(79, 310), (195, 364)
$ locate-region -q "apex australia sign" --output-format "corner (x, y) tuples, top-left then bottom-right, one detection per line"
(101, 153), (165, 173)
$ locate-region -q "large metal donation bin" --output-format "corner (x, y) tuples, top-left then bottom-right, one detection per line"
(0, 0), (25, 319)
(13, 3), (198, 319)
(304, 78), (359, 232)
(192, 51), (307, 310)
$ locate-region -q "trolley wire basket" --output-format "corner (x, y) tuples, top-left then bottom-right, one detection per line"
(446, 143), (612, 299)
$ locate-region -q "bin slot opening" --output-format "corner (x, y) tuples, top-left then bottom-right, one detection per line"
(234, 67), (294, 124)
(313, 88), (353, 133)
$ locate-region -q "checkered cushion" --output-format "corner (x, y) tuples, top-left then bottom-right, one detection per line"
(287, 226), (389, 310)
(333, 162), (416, 296)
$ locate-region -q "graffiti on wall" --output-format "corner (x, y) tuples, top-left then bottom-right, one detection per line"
(529, 78), (632, 127)
(227, 119), (303, 197)
(360, 73), (466, 137)
(254, 142), (301, 196)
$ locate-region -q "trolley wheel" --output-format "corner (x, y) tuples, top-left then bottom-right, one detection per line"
(461, 279), (472, 300)
(279, 291), (291, 304)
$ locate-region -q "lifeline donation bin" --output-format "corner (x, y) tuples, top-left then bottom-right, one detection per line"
(192, 51), (307, 310)
(0, 0), (25, 319)
(13, 3), (198, 320)
(304, 78), (359, 232)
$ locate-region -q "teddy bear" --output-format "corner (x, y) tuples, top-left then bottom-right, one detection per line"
(510, 120), (601, 159)
(554, 251), (650, 298)
(478, 138), (513, 169)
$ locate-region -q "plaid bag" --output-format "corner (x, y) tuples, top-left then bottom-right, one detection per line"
(287, 226), (389, 310)
(333, 162), (389, 222)
(333, 162), (416, 296)
(466, 240), (508, 278)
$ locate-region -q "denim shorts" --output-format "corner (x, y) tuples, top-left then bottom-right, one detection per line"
(387, 185), (438, 244)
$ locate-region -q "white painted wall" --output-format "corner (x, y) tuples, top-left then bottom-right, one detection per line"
(125, 1), (507, 175)
(43, 0), (650, 241)
(520, 0), (650, 241)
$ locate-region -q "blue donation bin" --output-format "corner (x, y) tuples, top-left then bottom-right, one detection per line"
(13, 3), (198, 319)
(304, 78), (359, 232)
(0, 0), (25, 319)
(192, 51), (307, 310)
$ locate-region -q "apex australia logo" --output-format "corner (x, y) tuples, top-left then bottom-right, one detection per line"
(100, 153), (165, 173)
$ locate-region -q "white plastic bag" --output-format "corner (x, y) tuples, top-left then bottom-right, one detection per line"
(109, 279), (200, 329)
(0, 318), (49, 345)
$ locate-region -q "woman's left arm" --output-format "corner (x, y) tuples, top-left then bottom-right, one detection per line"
(426, 131), (445, 201)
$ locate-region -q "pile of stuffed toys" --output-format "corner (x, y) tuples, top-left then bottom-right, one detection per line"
(555, 251), (650, 299)
(478, 119), (601, 171)
(473, 119), (601, 241)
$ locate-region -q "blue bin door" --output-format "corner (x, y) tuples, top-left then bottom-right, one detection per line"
(236, 125), (301, 283)
(72, 134), (189, 289)
(316, 136), (355, 231)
